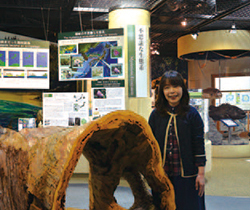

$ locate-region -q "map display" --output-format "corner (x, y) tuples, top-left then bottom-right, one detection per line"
(60, 45), (77, 54)
(23, 52), (34, 67)
(0, 51), (5, 66)
(37, 52), (48, 67)
(9, 51), (20, 67)
(58, 29), (124, 81)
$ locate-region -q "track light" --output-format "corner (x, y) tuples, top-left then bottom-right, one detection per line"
(191, 32), (199, 40)
(229, 22), (237, 33)
(191, 33), (199, 40)
(181, 18), (187, 27)
(232, 23), (236, 29)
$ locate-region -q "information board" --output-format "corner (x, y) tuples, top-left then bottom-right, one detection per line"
(43, 92), (89, 127)
(0, 32), (50, 89)
(220, 119), (239, 127)
(58, 29), (124, 81)
(91, 80), (125, 119)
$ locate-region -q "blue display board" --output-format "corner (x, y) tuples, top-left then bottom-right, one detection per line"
(58, 29), (124, 81)
(0, 32), (50, 89)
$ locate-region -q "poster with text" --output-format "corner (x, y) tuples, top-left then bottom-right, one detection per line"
(58, 29), (124, 81)
(43, 92), (89, 127)
(216, 91), (250, 110)
(0, 32), (50, 89)
(18, 118), (36, 131)
(91, 80), (125, 119)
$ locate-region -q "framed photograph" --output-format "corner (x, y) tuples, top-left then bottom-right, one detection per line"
(110, 64), (123, 77)
(110, 46), (123, 59)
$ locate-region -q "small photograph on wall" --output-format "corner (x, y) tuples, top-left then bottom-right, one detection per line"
(110, 64), (123, 77)
(60, 44), (77, 54)
(92, 66), (103, 79)
(8, 51), (20, 67)
(0, 50), (6, 66)
(110, 46), (123, 59)
(27, 70), (48, 79)
(94, 89), (106, 99)
(71, 54), (84, 68)
(60, 55), (71, 67)
(3, 69), (25, 78)
(36, 52), (48, 68)
(61, 68), (73, 80)
(23, 52), (34, 67)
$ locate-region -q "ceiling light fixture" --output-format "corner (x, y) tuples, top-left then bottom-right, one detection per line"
(191, 33), (198, 40)
(73, 7), (109, 13)
(232, 22), (236, 29)
(191, 31), (199, 40)
(150, 43), (160, 55)
(229, 22), (237, 34)
(181, 18), (187, 27)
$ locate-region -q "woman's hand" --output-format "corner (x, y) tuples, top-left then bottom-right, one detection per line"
(195, 173), (205, 197)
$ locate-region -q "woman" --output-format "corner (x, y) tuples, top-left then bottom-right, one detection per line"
(148, 70), (206, 210)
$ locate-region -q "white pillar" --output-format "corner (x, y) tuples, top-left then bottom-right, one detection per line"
(109, 8), (152, 120)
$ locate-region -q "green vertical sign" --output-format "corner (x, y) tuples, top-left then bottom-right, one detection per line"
(127, 25), (136, 97)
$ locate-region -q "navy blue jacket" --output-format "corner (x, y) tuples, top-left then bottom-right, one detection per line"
(148, 106), (206, 177)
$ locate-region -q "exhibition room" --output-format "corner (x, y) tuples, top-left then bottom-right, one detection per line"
(1, 1), (250, 210)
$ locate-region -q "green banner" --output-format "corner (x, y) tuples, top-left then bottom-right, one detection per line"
(189, 91), (202, 98)
(127, 25), (136, 97)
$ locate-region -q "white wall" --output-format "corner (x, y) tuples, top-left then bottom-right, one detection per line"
(188, 57), (250, 89)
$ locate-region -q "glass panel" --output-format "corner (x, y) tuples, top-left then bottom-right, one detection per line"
(215, 76), (250, 91)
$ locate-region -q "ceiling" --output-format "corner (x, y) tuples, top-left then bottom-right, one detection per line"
(1, 0), (250, 56)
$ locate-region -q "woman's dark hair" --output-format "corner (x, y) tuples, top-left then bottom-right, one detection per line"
(155, 70), (190, 116)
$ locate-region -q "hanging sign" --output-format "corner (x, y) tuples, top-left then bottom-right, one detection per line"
(0, 31), (50, 89)
(127, 25), (149, 97)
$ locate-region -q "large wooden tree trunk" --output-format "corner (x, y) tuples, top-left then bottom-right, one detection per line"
(0, 127), (29, 210)
(0, 110), (176, 210)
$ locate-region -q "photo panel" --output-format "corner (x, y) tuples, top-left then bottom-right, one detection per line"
(110, 46), (123, 59)
(110, 63), (123, 77)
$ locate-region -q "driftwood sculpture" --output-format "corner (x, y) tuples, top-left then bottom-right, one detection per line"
(0, 110), (175, 210)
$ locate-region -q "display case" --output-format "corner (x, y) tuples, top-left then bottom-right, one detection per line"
(189, 89), (211, 172)
(189, 89), (209, 134)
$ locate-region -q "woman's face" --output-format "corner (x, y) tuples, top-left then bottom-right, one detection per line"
(163, 81), (183, 107)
